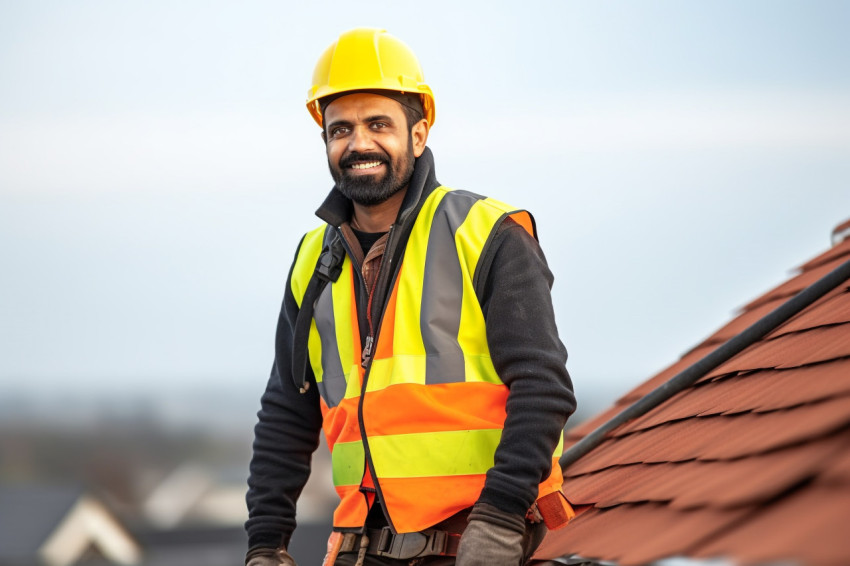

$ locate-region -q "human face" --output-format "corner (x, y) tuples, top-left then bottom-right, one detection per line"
(323, 93), (427, 206)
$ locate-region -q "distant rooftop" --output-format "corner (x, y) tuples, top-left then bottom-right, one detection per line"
(0, 486), (141, 566)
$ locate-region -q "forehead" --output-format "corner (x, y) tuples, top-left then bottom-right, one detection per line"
(323, 92), (405, 124)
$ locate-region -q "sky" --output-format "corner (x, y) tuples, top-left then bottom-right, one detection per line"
(1, 1), (849, 414)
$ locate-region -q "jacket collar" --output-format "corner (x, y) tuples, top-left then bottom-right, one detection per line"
(315, 146), (439, 229)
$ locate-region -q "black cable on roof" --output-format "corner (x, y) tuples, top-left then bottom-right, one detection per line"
(560, 255), (850, 470)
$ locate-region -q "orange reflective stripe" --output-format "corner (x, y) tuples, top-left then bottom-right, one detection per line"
(378, 475), (487, 533)
(362, 466), (375, 489)
(321, 397), (363, 447)
(539, 458), (565, 497)
(508, 210), (536, 239)
(361, 382), (508, 436)
(333, 484), (368, 528)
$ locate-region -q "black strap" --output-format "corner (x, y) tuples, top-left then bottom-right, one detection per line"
(291, 228), (346, 393)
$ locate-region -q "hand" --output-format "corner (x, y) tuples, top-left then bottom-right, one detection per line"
(245, 547), (297, 566)
(455, 503), (526, 566)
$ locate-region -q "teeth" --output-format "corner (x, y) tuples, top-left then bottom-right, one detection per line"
(351, 161), (382, 170)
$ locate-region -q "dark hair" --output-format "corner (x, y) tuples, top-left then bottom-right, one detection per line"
(398, 95), (425, 130)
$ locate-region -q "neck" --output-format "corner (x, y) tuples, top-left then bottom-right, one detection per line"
(351, 187), (407, 233)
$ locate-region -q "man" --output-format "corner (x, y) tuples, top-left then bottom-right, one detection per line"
(246, 28), (576, 566)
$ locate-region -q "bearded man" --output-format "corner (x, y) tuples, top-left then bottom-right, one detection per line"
(245, 28), (576, 566)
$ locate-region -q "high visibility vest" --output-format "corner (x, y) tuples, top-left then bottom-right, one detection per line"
(290, 187), (565, 534)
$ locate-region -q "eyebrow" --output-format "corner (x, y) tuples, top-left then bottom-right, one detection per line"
(364, 114), (394, 124)
(326, 114), (396, 131)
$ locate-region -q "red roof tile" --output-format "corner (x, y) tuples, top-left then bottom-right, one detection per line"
(535, 504), (749, 566)
(706, 321), (850, 376)
(537, 220), (850, 566)
(743, 257), (842, 310)
(775, 288), (850, 334)
(694, 483), (850, 566)
(565, 433), (847, 510)
(696, 296), (783, 347)
(617, 359), (850, 435)
(567, 396), (850, 477)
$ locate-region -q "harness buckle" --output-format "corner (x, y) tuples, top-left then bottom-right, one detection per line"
(316, 237), (345, 283)
(374, 527), (447, 559)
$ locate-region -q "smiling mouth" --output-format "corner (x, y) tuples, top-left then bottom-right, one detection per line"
(350, 161), (383, 170)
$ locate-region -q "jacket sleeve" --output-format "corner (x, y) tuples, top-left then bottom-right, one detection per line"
(475, 219), (577, 517)
(245, 239), (324, 552)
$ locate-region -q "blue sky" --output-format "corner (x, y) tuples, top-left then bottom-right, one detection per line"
(1, 1), (848, 411)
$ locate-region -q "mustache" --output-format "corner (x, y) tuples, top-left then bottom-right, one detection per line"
(339, 151), (389, 169)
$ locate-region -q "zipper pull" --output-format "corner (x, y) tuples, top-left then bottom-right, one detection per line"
(361, 335), (374, 368)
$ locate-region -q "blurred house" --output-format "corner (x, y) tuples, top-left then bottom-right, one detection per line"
(0, 387), (339, 565)
(0, 428), (253, 565)
(535, 219), (850, 565)
(0, 486), (141, 566)
(142, 463), (247, 529)
(135, 457), (335, 564)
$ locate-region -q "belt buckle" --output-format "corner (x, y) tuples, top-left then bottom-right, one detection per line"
(375, 527), (432, 559)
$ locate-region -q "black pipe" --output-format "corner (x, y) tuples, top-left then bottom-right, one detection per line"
(560, 255), (850, 470)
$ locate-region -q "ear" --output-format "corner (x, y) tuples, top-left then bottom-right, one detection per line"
(321, 129), (328, 144)
(410, 118), (430, 158)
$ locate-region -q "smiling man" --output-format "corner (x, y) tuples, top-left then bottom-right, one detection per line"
(245, 28), (576, 566)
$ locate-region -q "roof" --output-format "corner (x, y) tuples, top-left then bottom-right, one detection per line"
(0, 485), (141, 566)
(535, 220), (850, 566)
(0, 486), (81, 560)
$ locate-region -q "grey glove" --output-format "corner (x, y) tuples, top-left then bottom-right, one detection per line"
(455, 503), (526, 566)
(245, 547), (297, 566)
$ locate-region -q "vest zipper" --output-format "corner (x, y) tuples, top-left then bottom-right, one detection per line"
(355, 224), (403, 533)
(361, 335), (373, 368)
(361, 276), (379, 368)
(333, 226), (378, 530)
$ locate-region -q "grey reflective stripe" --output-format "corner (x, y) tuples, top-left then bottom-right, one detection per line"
(313, 283), (347, 407)
(421, 191), (480, 385)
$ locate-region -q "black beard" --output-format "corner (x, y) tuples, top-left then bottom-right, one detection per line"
(329, 144), (415, 206)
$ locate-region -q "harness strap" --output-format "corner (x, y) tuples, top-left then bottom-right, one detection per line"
(290, 227), (345, 393)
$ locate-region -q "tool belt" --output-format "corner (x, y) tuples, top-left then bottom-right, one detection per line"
(338, 527), (462, 560)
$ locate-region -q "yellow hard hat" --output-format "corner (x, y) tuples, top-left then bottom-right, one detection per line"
(306, 28), (435, 128)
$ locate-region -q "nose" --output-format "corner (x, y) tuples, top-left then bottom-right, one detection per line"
(347, 125), (376, 153)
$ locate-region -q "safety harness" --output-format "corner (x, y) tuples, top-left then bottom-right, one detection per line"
(289, 227), (346, 393)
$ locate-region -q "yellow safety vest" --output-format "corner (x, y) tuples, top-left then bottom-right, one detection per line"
(290, 187), (565, 533)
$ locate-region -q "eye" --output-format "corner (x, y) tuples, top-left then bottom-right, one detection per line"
(370, 121), (389, 130)
(329, 126), (350, 138)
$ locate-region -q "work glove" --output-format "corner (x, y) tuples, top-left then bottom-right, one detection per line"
(455, 502), (526, 566)
(245, 546), (297, 566)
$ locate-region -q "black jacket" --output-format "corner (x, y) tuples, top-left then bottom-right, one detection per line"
(245, 147), (576, 552)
